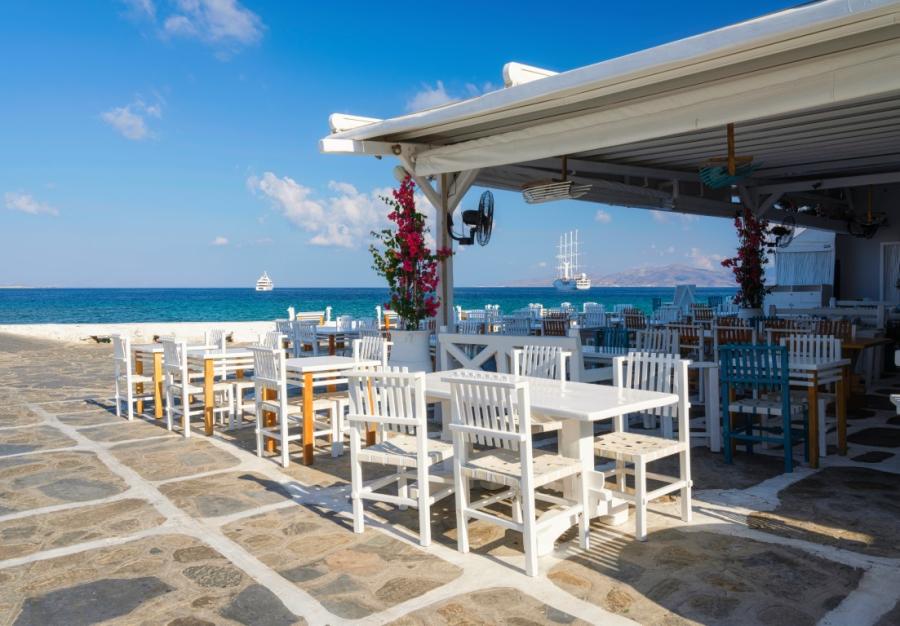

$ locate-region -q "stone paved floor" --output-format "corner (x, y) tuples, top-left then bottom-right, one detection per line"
(0, 332), (899, 625)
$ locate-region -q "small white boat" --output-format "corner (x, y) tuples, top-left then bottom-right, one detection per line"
(553, 230), (591, 291)
(255, 272), (274, 292)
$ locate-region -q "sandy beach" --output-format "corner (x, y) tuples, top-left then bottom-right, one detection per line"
(0, 321), (275, 344)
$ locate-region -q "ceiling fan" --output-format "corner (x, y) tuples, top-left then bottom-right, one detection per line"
(448, 190), (494, 246)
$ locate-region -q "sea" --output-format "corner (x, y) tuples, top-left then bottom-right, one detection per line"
(0, 287), (736, 324)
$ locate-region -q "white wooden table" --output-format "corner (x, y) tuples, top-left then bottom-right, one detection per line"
(131, 343), (211, 419)
(284, 356), (378, 464)
(187, 347), (254, 435)
(424, 369), (678, 555)
(787, 357), (851, 466)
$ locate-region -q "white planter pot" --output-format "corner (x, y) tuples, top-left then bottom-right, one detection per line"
(388, 329), (433, 373)
(737, 307), (763, 320)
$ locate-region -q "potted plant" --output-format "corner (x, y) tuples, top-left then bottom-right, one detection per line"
(370, 175), (451, 371)
(721, 206), (770, 318)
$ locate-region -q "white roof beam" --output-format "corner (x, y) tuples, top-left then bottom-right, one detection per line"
(753, 170), (900, 194)
(328, 113), (382, 133)
(502, 62), (558, 87)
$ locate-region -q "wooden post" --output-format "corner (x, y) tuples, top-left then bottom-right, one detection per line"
(437, 173), (454, 330)
(135, 356), (144, 414)
(263, 387), (277, 453)
(152, 353), (164, 419)
(807, 373), (819, 468)
(303, 372), (314, 465)
(203, 358), (215, 435)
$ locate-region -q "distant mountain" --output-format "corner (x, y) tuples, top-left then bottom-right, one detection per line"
(592, 263), (734, 287)
(506, 263), (733, 288)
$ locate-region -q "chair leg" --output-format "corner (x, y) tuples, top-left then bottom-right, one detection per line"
(453, 469), (470, 554)
(165, 385), (173, 431)
(818, 398), (827, 458)
(679, 449), (692, 523)
(254, 400), (264, 458)
(183, 390), (191, 439)
(634, 459), (647, 541)
(397, 471), (408, 511)
(417, 464), (431, 547)
(521, 483), (539, 577)
(114, 373), (122, 418)
(280, 412), (290, 468)
(126, 384), (134, 420)
(330, 403), (343, 458)
(350, 429), (365, 534)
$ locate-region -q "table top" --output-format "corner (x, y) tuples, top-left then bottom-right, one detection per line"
(284, 356), (378, 373)
(316, 327), (359, 336)
(132, 343), (212, 353)
(787, 357), (852, 371)
(424, 369), (677, 423)
(188, 347), (255, 359)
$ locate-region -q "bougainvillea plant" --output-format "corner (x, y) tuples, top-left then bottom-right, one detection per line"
(721, 206), (771, 309)
(370, 176), (452, 330)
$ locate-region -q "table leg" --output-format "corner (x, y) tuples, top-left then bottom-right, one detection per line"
(204, 358), (215, 436)
(264, 388), (277, 453)
(153, 353), (163, 419)
(303, 372), (314, 465)
(707, 367), (721, 453)
(135, 356), (144, 414)
(366, 379), (376, 446)
(328, 335), (336, 356)
(807, 374), (819, 468)
(837, 366), (848, 455)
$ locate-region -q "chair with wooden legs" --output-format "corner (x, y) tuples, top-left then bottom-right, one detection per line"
(112, 334), (153, 420)
(352, 335), (391, 368)
(249, 346), (342, 467)
(510, 344), (572, 432)
(594, 351), (692, 541)
(447, 370), (590, 577)
(161, 338), (233, 437)
(345, 367), (454, 546)
(634, 328), (679, 355)
(290, 320), (321, 357)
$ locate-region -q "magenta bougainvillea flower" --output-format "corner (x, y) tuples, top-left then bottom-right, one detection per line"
(370, 176), (452, 329)
(721, 206), (770, 309)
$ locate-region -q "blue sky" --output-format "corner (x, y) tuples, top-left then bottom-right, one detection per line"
(0, 0), (799, 288)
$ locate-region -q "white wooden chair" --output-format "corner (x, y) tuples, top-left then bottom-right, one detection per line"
(112, 334), (153, 420)
(510, 345), (570, 380)
(447, 370), (589, 577)
(594, 351), (692, 541)
(346, 368), (454, 546)
(780, 334), (842, 457)
(456, 319), (483, 335)
(249, 346), (342, 467)
(634, 328), (679, 355)
(257, 330), (284, 350)
(352, 336), (391, 368)
(290, 320), (320, 357)
(583, 309), (608, 329)
(501, 316), (532, 336)
(161, 338), (233, 437)
(204, 328), (227, 348)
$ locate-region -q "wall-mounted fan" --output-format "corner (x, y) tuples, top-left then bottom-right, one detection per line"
(448, 190), (494, 246)
(768, 214), (796, 249)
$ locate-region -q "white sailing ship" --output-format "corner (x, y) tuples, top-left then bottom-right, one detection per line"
(553, 230), (591, 291)
(255, 271), (274, 291)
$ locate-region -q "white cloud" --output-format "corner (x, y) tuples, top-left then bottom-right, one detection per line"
(248, 173), (437, 249)
(406, 80), (496, 112)
(594, 209), (612, 224)
(122, 0), (156, 18)
(163, 0), (263, 46)
(4, 192), (58, 216)
(537, 261), (547, 268)
(687, 247), (723, 270)
(211, 236), (229, 246)
(101, 96), (163, 140)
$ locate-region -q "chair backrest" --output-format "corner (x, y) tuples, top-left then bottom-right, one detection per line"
(205, 328), (226, 347)
(290, 320), (318, 357)
(250, 345), (284, 389)
(691, 305), (714, 322)
(716, 316), (749, 327)
(653, 304), (683, 324)
(667, 323), (703, 356)
(359, 328), (382, 339)
(593, 326), (629, 355)
(707, 295), (724, 308)
(718, 343), (790, 396)
(346, 367), (425, 438)
(353, 335), (390, 368)
(457, 319), (484, 335)
(511, 345), (569, 380)
(336, 315), (354, 332)
(714, 326), (757, 358)
(780, 334), (841, 361)
(446, 370), (530, 452)
(542, 318), (568, 337)
(275, 319), (292, 335)
(357, 317), (378, 330)
(583, 309), (607, 329)
(634, 328), (679, 355)
(624, 312), (647, 330)
(112, 334), (130, 366)
(614, 351), (690, 436)
(258, 331), (283, 350)
(811, 319), (854, 341)
(501, 316), (531, 336)
(161, 337), (187, 378)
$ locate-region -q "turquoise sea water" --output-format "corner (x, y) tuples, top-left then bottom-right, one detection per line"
(0, 287), (736, 324)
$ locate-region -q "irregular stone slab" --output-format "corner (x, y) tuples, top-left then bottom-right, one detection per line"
(0, 425), (76, 456)
(851, 450), (894, 463)
(224, 505), (461, 619)
(160, 471), (292, 518)
(78, 419), (172, 443)
(0, 451), (127, 513)
(847, 409), (878, 421)
(110, 437), (240, 481)
(0, 535), (305, 625)
(14, 575), (173, 625)
(875, 600), (900, 626)
(56, 409), (122, 427)
(549, 529), (861, 626)
(0, 405), (43, 427)
(749, 467), (900, 557)
(389, 587), (589, 625)
(864, 395), (897, 411)
(0, 498), (163, 560)
(889, 415), (900, 426)
(651, 446), (785, 492)
(847, 427), (900, 448)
